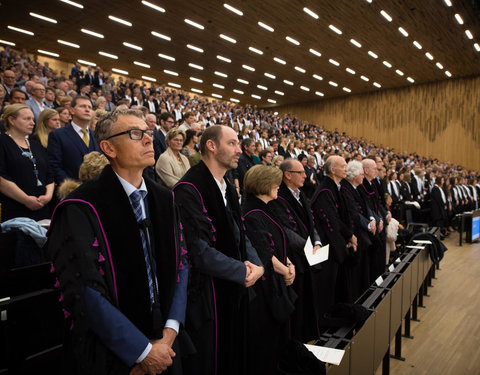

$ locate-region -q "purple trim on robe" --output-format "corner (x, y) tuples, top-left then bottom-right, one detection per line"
(277, 195), (309, 234)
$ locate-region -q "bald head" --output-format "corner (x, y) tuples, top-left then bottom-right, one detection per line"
(325, 155), (347, 182)
(362, 158), (377, 181)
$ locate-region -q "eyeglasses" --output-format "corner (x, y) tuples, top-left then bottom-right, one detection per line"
(106, 128), (154, 141)
(287, 170), (306, 174)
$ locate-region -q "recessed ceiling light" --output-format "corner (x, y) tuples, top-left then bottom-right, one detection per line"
(407, 77), (415, 83)
(249, 46), (263, 55)
(7, 26), (34, 36)
(300, 86), (310, 92)
(189, 63), (204, 70)
(257, 85), (268, 90)
(309, 48), (321, 57)
(158, 53), (175, 61)
(274, 57), (286, 64)
(398, 27), (408, 37)
(38, 49), (59, 57)
(213, 83), (225, 89)
(141, 1), (165, 12)
(313, 74), (323, 80)
(445, 71), (452, 77)
(58, 39), (80, 48)
(187, 44), (204, 53)
(168, 82), (181, 88)
(123, 42), (142, 51)
(380, 10), (392, 22)
(223, 3), (243, 16)
(274, 112), (279, 115)
(328, 59), (340, 66)
(413, 41), (422, 49)
(237, 78), (249, 84)
(191, 88), (203, 93)
(368, 51), (378, 59)
(365, 0), (372, 3)
(29, 12), (57, 23)
(81, 28), (104, 38)
(383, 61), (392, 68)
(346, 68), (356, 74)
(219, 34), (236, 43)
(454, 14), (464, 25)
(395, 69), (404, 76)
(373, 82), (381, 88)
(215, 71), (228, 78)
(242, 64), (255, 71)
(99, 51), (118, 59)
(343, 87), (351, 93)
(142, 76), (156, 82)
(425, 52), (434, 60)
(151, 31), (171, 41)
(444, 0), (452, 5)
(217, 55), (232, 63)
(360, 75), (369, 81)
(328, 81), (338, 87)
(436, 62), (444, 69)
(190, 77), (203, 83)
(78, 59), (96, 66)
(329, 25), (342, 35)
(315, 91), (324, 97)
(303, 7), (319, 19)
(108, 15), (132, 26)
(264, 72), (276, 79)
(184, 19), (204, 30)
(233, 89), (244, 94)
(465, 30), (473, 39)
(350, 39), (362, 48)
(267, 99), (277, 104)
(0, 39), (15, 46)
(258, 21), (274, 32)
(134, 61), (151, 68)
(295, 66), (306, 73)
(251, 94), (261, 99)
(112, 68), (128, 75)
(60, 0), (84, 8)
(230, 98), (240, 103)
(283, 80), (294, 86)
(275, 90), (284, 96)
(164, 69), (178, 76)
(212, 93), (223, 99)
(286, 36), (300, 45)
(475, 43), (480, 52)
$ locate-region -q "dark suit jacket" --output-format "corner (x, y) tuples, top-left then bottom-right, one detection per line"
(143, 99), (160, 114)
(47, 123), (100, 184)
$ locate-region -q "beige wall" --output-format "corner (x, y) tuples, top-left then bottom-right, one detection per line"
(275, 76), (480, 170)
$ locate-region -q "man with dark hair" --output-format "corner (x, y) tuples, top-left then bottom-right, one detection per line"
(44, 87), (56, 108)
(47, 109), (188, 374)
(156, 112), (175, 157)
(236, 138), (255, 194)
(178, 111), (195, 133)
(259, 149), (273, 166)
(173, 125), (263, 375)
(48, 95), (100, 183)
(8, 88), (27, 104)
(268, 158), (323, 342)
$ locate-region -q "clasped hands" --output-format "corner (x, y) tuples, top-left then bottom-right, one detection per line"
(244, 260), (264, 287)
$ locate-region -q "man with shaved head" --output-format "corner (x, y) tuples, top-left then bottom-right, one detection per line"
(359, 158), (388, 280)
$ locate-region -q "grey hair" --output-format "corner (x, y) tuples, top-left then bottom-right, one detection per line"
(324, 157), (335, 175)
(346, 160), (364, 181)
(95, 108), (144, 144)
(307, 155), (316, 163)
(279, 158), (295, 174)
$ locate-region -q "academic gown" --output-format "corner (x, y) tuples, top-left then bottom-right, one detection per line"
(173, 161), (262, 375)
(242, 194), (295, 375)
(46, 165), (187, 374)
(267, 182), (323, 342)
(340, 180), (373, 300)
(430, 185), (448, 227)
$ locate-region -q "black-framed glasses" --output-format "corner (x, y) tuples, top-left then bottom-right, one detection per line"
(287, 170), (306, 174)
(106, 128), (154, 141)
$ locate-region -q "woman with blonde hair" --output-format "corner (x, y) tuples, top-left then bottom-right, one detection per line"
(0, 104), (54, 221)
(31, 109), (61, 149)
(88, 109), (107, 131)
(155, 128), (190, 188)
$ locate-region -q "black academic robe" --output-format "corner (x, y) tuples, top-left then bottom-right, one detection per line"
(340, 180), (373, 300)
(242, 195), (295, 375)
(46, 165), (186, 374)
(430, 185), (448, 227)
(173, 161), (261, 375)
(267, 182), (323, 342)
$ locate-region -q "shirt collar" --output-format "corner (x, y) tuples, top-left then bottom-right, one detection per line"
(213, 176), (227, 206)
(115, 171), (147, 199)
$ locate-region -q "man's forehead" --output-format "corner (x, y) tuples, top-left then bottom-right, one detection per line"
(115, 115), (146, 130)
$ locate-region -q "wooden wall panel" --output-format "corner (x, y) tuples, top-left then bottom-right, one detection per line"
(275, 77), (480, 171)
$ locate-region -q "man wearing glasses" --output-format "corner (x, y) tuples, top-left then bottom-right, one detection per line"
(25, 83), (47, 122)
(47, 109), (188, 374)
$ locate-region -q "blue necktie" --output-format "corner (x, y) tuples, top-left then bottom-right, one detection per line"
(130, 190), (155, 305)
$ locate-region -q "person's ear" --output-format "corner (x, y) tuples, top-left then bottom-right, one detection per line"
(100, 140), (116, 159)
